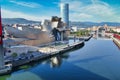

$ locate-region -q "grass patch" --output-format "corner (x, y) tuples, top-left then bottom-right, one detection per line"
(0, 75), (10, 80)
(19, 65), (30, 69)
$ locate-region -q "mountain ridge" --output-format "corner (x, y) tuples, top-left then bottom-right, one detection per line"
(2, 18), (120, 27)
(2, 18), (40, 24)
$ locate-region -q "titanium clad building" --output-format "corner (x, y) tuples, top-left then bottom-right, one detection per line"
(60, 3), (69, 28)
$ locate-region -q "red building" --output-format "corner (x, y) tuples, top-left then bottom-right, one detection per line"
(114, 34), (120, 40)
(0, 7), (2, 44)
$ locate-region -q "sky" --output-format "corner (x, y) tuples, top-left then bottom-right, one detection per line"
(1, 0), (120, 22)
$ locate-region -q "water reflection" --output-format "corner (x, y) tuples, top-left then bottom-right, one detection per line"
(50, 52), (71, 68)
(93, 32), (111, 40)
(71, 55), (113, 63)
(1, 38), (120, 80)
(50, 56), (62, 68)
(50, 42), (85, 68)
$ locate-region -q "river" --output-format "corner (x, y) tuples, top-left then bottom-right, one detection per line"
(0, 38), (120, 80)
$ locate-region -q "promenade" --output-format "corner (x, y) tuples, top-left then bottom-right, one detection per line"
(112, 34), (120, 48)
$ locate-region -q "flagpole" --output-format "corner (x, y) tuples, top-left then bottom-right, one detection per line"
(0, 5), (4, 69)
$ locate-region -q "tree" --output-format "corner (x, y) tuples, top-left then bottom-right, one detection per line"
(12, 53), (18, 58)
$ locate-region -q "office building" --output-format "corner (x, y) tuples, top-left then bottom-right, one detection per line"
(60, 3), (69, 28)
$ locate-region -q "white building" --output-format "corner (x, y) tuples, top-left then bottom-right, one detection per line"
(111, 27), (120, 33)
(116, 28), (120, 32)
(71, 26), (77, 32)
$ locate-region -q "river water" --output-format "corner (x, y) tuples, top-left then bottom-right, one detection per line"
(0, 38), (120, 80)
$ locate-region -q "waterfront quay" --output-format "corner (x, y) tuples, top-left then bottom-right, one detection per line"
(112, 37), (120, 48)
(69, 35), (92, 41)
(11, 40), (84, 67)
(112, 34), (120, 48)
(0, 36), (91, 75)
(13, 40), (84, 67)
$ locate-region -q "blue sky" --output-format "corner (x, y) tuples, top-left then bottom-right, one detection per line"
(1, 0), (120, 22)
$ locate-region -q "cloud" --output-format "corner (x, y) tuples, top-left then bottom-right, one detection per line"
(1, 9), (50, 21)
(61, 0), (83, 11)
(61, 0), (120, 22)
(79, 13), (93, 18)
(9, 0), (42, 8)
(81, 4), (114, 17)
(91, 0), (109, 6)
(70, 13), (93, 21)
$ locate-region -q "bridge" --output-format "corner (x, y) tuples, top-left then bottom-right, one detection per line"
(95, 27), (106, 38)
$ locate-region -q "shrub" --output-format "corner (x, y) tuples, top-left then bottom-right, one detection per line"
(12, 53), (18, 57)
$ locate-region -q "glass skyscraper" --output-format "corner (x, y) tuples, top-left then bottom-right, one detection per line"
(60, 3), (69, 28)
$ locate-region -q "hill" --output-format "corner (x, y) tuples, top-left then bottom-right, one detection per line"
(2, 18), (40, 24)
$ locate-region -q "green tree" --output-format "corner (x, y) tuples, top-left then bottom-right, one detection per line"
(12, 53), (18, 58)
